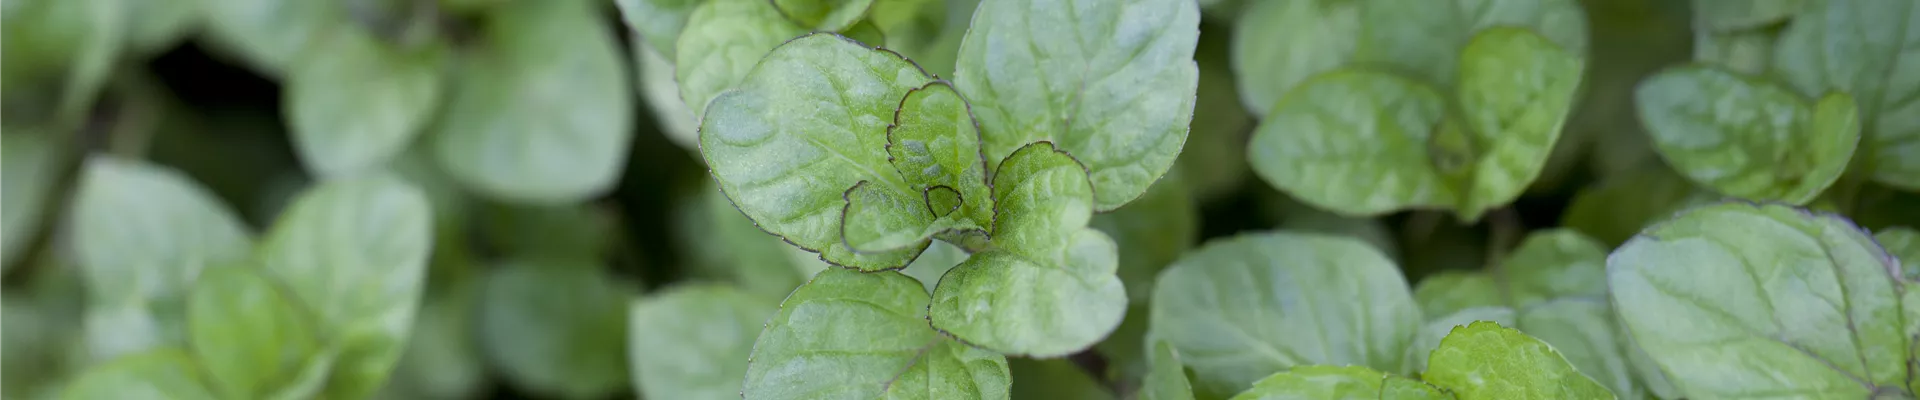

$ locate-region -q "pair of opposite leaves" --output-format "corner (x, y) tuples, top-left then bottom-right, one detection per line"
(700, 0), (1200, 360)
(1639, 0), (1920, 205)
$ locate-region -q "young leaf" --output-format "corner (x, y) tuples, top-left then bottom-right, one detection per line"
(627, 284), (772, 400)
(742, 269), (1011, 399)
(478, 258), (634, 399)
(772, 0), (875, 31)
(1453, 28), (1585, 219)
(1609, 202), (1913, 398)
(1141, 341), (1195, 400)
(69, 157), (254, 360)
(844, 82), (995, 253)
(1150, 232), (1421, 394)
(1248, 70), (1454, 217)
(1771, 0), (1920, 191)
(186, 267), (319, 399)
(929, 142), (1127, 357)
(952, 0), (1201, 211)
(674, 0), (806, 120)
(2, 133), (65, 268)
(1635, 66), (1861, 204)
(699, 33), (936, 271)
(614, 0), (704, 55)
(258, 174), (431, 399)
(1228, 365), (1447, 400)
(1353, 0), (1587, 86)
(1878, 228), (1919, 279)
(432, 0), (633, 204)
(286, 28), (445, 177)
(1230, 0), (1358, 116)
(1424, 321), (1614, 399)
(59, 349), (217, 400)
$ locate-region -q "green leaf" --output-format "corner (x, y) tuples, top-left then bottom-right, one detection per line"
(59, 349), (217, 400)
(633, 42), (700, 150)
(902, 240), (971, 294)
(1878, 228), (1920, 280)
(1691, 0), (1803, 32)
(699, 33), (936, 271)
(1424, 321), (1614, 399)
(199, 0), (338, 73)
(1635, 66), (1861, 204)
(478, 258), (634, 399)
(742, 269), (1011, 399)
(844, 81), (994, 253)
(1411, 272), (1502, 318)
(123, 0), (198, 55)
(186, 267), (319, 399)
(1693, 27), (1782, 77)
(1248, 70), (1453, 217)
(1403, 306), (1515, 373)
(1151, 232), (1422, 394)
(373, 276), (485, 400)
(2, 133), (65, 268)
(614, 0), (704, 55)
(1142, 341), (1195, 400)
(1499, 229), (1610, 306)
(1609, 202), (1913, 397)
(952, 0), (1200, 211)
(1512, 300), (1643, 399)
(287, 28), (446, 177)
(674, 184), (811, 300)
(1010, 358), (1114, 400)
(674, 0), (806, 121)
(432, 0), (633, 204)
(1228, 365), (1447, 400)
(1229, 0), (1358, 116)
(772, 0), (875, 30)
(1453, 28), (1585, 220)
(69, 157), (253, 360)
(0, 0), (123, 124)
(1091, 177), (1198, 304)
(258, 174), (431, 399)
(1353, 0), (1587, 87)
(627, 284), (772, 400)
(1178, 37), (1256, 202)
(1561, 164), (1717, 247)
(1771, 0), (1920, 191)
(4, 263), (88, 399)
(929, 142), (1127, 357)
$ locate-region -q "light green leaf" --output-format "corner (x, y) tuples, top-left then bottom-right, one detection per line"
(674, 185), (810, 300)
(1453, 28), (1585, 220)
(69, 157), (253, 360)
(1771, 0), (1920, 191)
(1411, 272), (1502, 318)
(929, 142), (1127, 357)
(59, 349), (216, 400)
(287, 28), (445, 177)
(902, 240), (971, 293)
(627, 284), (771, 400)
(1609, 202), (1912, 398)
(1353, 0), (1587, 86)
(1693, 27), (1781, 77)
(1635, 66), (1860, 204)
(186, 267), (319, 399)
(1151, 232), (1422, 394)
(614, 0), (704, 55)
(1424, 321), (1613, 399)
(0, 0), (123, 123)
(742, 269), (1011, 399)
(674, 0), (806, 120)
(373, 276), (485, 400)
(1500, 229), (1610, 306)
(432, 0), (633, 204)
(1142, 341), (1195, 400)
(772, 0), (875, 30)
(1561, 164), (1717, 247)
(699, 33), (936, 271)
(258, 174), (431, 399)
(1513, 300), (1643, 400)
(1878, 228), (1919, 279)
(1229, 0), (1358, 116)
(1248, 70), (1453, 217)
(844, 82), (995, 253)
(1228, 365), (1448, 400)
(1403, 306), (1515, 373)
(1091, 176), (1197, 304)
(199, 0), (338, 73)
(478, 258), (634, 399)
(633, 42), (700, 151)
(952, 0), (1200, 211)
(1691, 0), (1803, 32)
(2, 133), (65, 268)
(123, 0), (197, 55)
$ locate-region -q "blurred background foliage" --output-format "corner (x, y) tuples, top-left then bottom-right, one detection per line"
(5, 0), (1920, 399)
